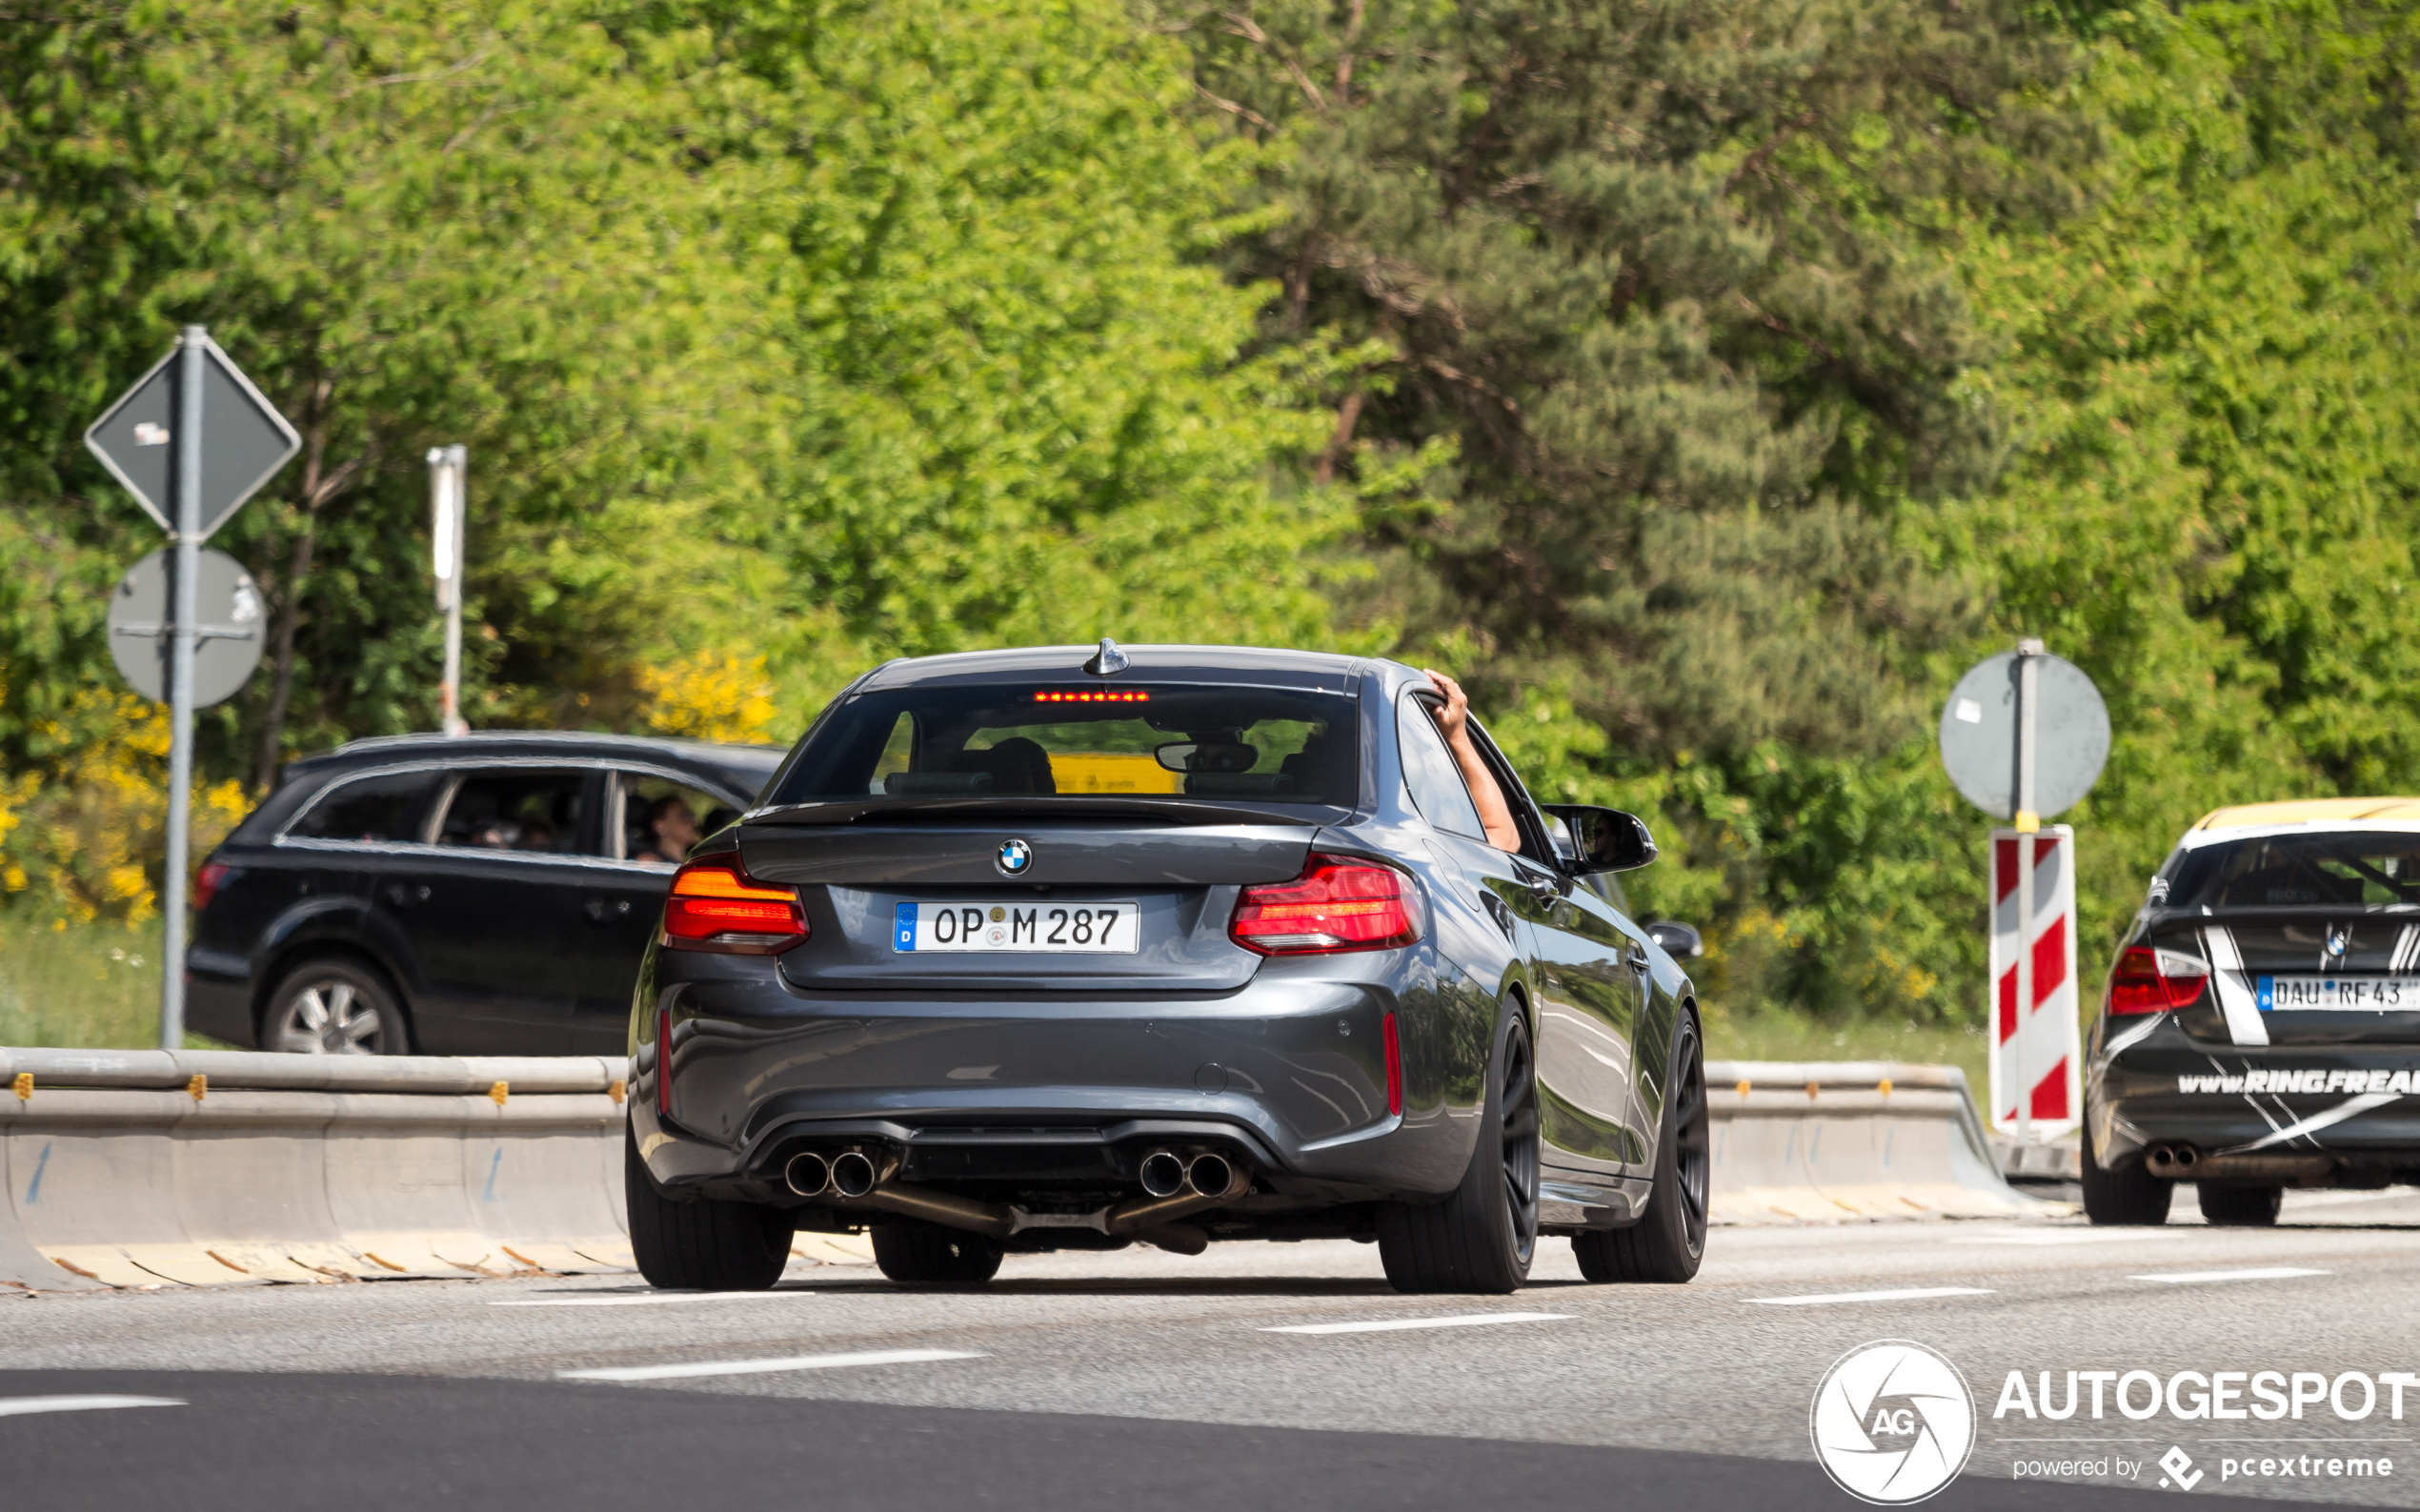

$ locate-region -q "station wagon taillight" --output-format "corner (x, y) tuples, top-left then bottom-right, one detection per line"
(2107, 945), (2208, 1015)
(659, 859), (808, 955)
(1230, 855), (1422, 955)
(193, 860), (232, 912)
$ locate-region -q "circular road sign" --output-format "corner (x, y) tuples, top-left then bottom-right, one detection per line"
(1938, 650), (2109, 821)
(107, 548), (268, 707)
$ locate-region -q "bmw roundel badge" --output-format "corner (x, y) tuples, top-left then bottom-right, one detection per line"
(996, 838), (1034, 877)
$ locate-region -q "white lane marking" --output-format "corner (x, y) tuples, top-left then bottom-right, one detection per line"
(1261, 1312), (1572, 1335)
(1749, 1287), (1995, 1306)
(558, 1348), (981, 1382)
(0, 1396), (184, 1418)
(494, 1291), (819, 1307)
(1949, 1230), (2187, 1246)
(2131, 1267), (2329, 1284)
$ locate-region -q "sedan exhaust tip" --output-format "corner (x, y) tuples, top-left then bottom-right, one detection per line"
(1138, 1150), (1186, 1200)
(2146, 1143), (2198, 1179)
(830, 1149), (878, 1200)
(783, 1151), (832, 1199)
(1185, 1153), (1233, 1198)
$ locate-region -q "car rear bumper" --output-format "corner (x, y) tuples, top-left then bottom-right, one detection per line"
(2089, 1015), (2420, 1181)
(630, 954), (1480, 1209)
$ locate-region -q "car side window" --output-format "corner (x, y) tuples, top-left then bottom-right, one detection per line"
(615, 773), (730, 865)
(289, 769), (442, 843)
(1396, 696), (1487, 840)
(434, 769), (597, 856)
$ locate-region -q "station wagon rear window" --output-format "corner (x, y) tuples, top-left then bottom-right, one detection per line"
(771, 685), (1359, 807)
(2168, 831), (2420, 908)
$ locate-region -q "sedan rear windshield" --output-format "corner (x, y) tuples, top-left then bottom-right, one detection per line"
(2166, 831), (2420, 908)
(770, 683), (1359, 808)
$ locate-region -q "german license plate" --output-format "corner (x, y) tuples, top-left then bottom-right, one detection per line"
(892, 901), (1139, 953)
(2257, 976), (2420, 1011)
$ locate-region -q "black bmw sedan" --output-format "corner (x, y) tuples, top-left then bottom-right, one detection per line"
(627, 643), (1709, 1296)
(188, 732), (783, 1056)
(2084, 800), (2420, 1226)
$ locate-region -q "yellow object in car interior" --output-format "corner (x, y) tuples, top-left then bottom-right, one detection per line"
(2192, 796), (2420, 830)
(1047, 753), (1184, 796)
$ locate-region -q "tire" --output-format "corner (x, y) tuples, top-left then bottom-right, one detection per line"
(2081, 1121), (2172, 1225)
(2198, 1182), (2283, 1226)
(1378, 1004), (1539, 1295)
(626, 1128), (792, 1291)
(1575, 1008), (1708, 1283)
(871, 1222), (1005, 1284)
(262, 958), (409, 1055)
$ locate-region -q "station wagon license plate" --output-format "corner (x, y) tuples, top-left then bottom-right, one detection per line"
(893, 900), (1139, 953)
(2257, 976), (2420, 1011)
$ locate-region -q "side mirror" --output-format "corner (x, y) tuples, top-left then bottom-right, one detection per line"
(1644, 920), (1704, 959)
(1541, 804), (1658, 874)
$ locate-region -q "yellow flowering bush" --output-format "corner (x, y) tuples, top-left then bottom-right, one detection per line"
(0, 691), (249, 924)
(640, 653), (778, 744)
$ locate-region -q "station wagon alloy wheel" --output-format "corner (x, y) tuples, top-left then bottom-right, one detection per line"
(265, 960), (404, 1056)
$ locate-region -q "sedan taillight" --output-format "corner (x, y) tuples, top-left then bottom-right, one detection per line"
(2107, 944), (2208, 1015)
(1231, 855), (1422, 955)
(659, 858), (808, 955)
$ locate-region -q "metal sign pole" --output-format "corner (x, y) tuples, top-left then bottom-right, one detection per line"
(430, 445), (469, 736)
(2011, 636), (2045, 1143)
(159, 326), (207, 1051)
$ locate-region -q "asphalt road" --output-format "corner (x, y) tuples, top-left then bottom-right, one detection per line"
(5, 1187), (2416, 1512)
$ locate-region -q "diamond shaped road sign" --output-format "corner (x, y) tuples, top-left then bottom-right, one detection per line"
(83, 333), (300, 540)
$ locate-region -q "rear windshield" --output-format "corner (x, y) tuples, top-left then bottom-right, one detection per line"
(2167, 831), (2420, 908)
(770, 683), (1359, 808)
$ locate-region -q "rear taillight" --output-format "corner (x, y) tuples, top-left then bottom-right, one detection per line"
(1230, 854), (1422, 955)
(659, 858), (808, 955)
(2107, 944), (2209, 1015)
(192, 860), (232, 912)
(1382, 1011), (1402, 1116)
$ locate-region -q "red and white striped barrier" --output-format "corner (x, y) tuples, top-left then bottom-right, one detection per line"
(1989, 826), (2083, 1140)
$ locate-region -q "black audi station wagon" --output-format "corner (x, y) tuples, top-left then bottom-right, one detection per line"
(188, 732), (782, 1056)
(628, 643), (1709, 1295)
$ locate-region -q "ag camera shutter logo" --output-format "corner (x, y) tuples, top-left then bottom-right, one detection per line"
(1811, 1341), (1978, 1504)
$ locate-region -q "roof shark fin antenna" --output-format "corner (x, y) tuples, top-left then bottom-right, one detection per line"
(1082, 637), (1130, 676)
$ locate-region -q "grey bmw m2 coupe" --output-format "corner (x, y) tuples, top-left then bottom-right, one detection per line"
(625, 643), (1708, 1294)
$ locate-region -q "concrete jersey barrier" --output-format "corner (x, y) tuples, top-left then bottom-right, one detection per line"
(0, 1049), (638, 1290)
(1704, 1059), (2059, 1223)
(2, 1047), (2046, 1289)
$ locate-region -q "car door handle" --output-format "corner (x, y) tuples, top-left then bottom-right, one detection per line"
(1519, 869), (1562, 903)
(383, 883), (429, 909)
(584, 897), (632, 921)
(1625, 942), (1651, 973)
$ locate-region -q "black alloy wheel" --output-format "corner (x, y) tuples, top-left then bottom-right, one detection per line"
(2080, 1121), (2172, 1225)
(625, 1128), (793, 1290)
(2198, 1182), (2283, 1226)
(1377, 1007), (1539, 1295)
(872, 1222), (1006, 1284)
(1576, 1009), (1708, 1283)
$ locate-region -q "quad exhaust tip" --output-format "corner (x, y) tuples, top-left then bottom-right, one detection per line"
(1139, 1149), (1238, 1199)
(830, 1150), (877, 1200)
(1139, 1150), (1186, 1199)
(1186, 1153), (1233, 1198)
(783, 1151), (831, 1199)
